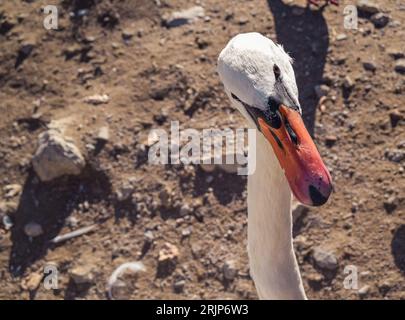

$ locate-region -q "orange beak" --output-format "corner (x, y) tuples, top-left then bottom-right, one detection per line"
(258, 105), (332, 206)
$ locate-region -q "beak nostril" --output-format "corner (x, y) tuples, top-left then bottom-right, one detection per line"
(309, 185), (328, 206)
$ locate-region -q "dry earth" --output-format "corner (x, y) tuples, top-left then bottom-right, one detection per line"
(0, 0), (404, 299)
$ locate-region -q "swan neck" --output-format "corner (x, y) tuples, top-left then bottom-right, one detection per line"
(247, 131), (306, 300)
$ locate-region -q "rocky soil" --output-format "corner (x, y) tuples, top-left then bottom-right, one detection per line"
(0, 0), (404, 299)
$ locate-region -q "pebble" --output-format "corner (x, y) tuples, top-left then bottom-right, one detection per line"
(385, 149), (404, 163)
(307, 272), (324, 287)
(2, 215), (13, 230)
(325, 135), (338, 147)
(336, 34), (347, 41)
(363, 61), (377, 72)
(24, 222), (43, 238)
(312, 247), (338, 271)
(163, 6), (205, 28)
(181, 227), (192, 238)
(0, 201), (18, 215)
(383, 196), (398, 213)
(159, 187), (172, 208)
(389, 110), (402, 128)
(97, 126), (110, 142)
(387, 48), (404, 60)
(3, 184), (22, 198)
(144, 230), (154, 243)
(356, 0), (380, 14)
(83, 94), (110, 105)
(343, 76), (355, 90)
(122, 28), (135, 40)
(115, 182), (134, 201)
(371, 13), (390, 28)
(22, 272), (43, 291)
(32, 127), (85, 182)
(394, 59), (405, 74)
(179, 204), (192, 217)
(69, 265), (94, 284)
(173, 280), (186, 293)
(223, 260), (238, 281)
(158, 242), (179, 263)
(358, 285), (371, 298)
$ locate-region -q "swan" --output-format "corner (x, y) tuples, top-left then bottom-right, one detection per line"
(217, 33), (333, 300)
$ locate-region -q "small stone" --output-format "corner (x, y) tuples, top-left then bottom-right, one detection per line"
(356, 0), (380, 14)
(179, 204), (192, 217)
(115, 182), (134, 201)
(97, 126), (110, 142)
(69, 265), (94, 284)
(363, 61), (377, 72)
(158, 242), (179, 263)
(3, 184), (22, 198)
(387, 48), (404, 60)
(312, 247), (338, 271)
(394, 59), (405, 74)
(163, 6), (205, 28)
(144, 230), (154, 243)
(223, 260), (238, 281)
(15, 41), (35, 68)
(378, 280), (393, 296)
(307, 272), (324, 289)
(23, 272), (43, 291)
(389, 110), (403, 128)
(336, 33), (347, 41)
(181, 227), (192, 238)
(238, 17), (249, 25)
(32, 128), (85, 182)
(159, 187), (172, 208)
(325, 135), (338, 147)
(370, 13), (389, 28)
(314, 84), (330, 99)
(122, 28), (135, 40)
(191, 243), (204, 258)
(83, 94), (109, 105)
(0, 201), (17, 216)
(383, 196), (398, 213)
(173, 280), (186, 293)
(2, 215), (13, 230)
(343, 76), (355, 90)
(358, 285), (371, 298)
(24, 222), (43, 238)
(385, 149), (404, 163)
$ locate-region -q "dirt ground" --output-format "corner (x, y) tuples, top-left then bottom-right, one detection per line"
(0, 0), (404, 300)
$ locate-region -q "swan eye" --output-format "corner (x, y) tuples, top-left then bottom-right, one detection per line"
(273, 64), (281, 80)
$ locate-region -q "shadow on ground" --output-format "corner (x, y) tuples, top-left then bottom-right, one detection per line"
(8, 165), (112, 276)
(391, 225), (405, 275)
(267, 0), (330, 135)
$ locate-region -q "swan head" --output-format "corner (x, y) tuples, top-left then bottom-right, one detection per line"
(217, 33), (332, 207)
